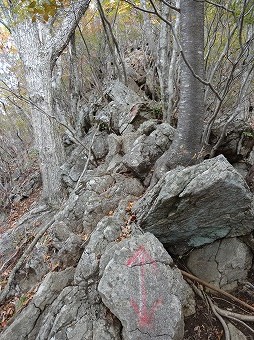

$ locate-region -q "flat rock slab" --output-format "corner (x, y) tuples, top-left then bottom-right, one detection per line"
(98, 233), (186, 340)
(134, 155), (254, 254)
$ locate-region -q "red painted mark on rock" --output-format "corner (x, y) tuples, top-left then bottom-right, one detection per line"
(126, 246), (162, 328)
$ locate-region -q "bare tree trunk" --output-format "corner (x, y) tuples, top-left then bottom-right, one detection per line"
(157, 0), (180, 123)
(157, 2), (170, 119)
(140, 0), (156, 56)
(10, 0), (90, 205)
(172, 0), (204, 162)
(167, 0), (180, 123)
(151, 0), (204, 184)
(14, 22), (65, 205)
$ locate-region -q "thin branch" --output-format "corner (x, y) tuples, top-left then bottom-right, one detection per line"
(0, 19), (11, 32)
(77, 24), (103, 94)
(97, 0), (127, 84)
(204, 0), (234, 14)
(0, 84), (98, 166)
(74, 125), (99, 193)
(160, 0), (180, 13)
(125, 0), (221, 100)
(209, 108), (241, 158)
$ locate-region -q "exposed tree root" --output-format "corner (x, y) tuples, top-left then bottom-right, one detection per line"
(181, 270), (254, 313)
(184, 270), (254, 339)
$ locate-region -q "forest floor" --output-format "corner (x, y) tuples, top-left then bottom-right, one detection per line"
(0, 187), (41, 235)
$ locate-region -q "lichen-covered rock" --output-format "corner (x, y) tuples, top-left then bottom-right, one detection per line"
(135, 155), (254, 254)
(98, 233), (191, 340)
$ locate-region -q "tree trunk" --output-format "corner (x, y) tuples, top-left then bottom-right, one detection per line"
(14, 21), (65, 205)
(10, 0), (90, 205)
(151, 0), (205, 184)
(157, 0), (180, 123)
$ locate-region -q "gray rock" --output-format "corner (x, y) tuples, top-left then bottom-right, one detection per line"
(85, 130), (109, 160)
(0, 268), (74, 340)
(232, 162), (249, 179)
(212, 118), (254, 163)
(15, 244), (50, 293)
(187, 237), (253, 290)
(96, 81), (157, 134)
(33, 284), (121, 340)
(123, 123), (175, 179)
(10, 171), (42, 202)
(57, 234), (83, 268)
(80, 174), (144, 233)
(47, 221), (84, 268)
(135, 155), (254, 254)
(0, 205), (52, 268)
(98, 233), (188, 340)
(61, 129), (109, 189)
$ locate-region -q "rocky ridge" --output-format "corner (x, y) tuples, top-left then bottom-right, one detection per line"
(1, 81), (254, 339)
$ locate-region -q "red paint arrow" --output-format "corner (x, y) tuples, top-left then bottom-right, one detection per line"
(126, 246), (162, 328)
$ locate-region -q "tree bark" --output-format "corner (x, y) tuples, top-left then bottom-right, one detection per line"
(11, 1), (90, 205)
(151, 0), (205, 184)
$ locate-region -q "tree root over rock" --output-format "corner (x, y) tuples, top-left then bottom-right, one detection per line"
(182, 270), (254, 339)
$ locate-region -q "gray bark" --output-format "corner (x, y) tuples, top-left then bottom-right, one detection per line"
(151, 0), (205, 183)
(157, 0), (180, 123)
(11, 1), (90, 205)
(173, 0), (204, 162)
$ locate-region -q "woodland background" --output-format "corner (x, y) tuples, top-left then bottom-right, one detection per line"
(0, 0), (253, 212)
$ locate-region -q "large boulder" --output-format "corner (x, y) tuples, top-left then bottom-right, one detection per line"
(98, 233), (193, 340)
(134, 155), (254, 254)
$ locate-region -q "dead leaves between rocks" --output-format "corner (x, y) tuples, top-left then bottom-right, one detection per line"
(0, 290), (35, 330)
(116, 201), (137, 242)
